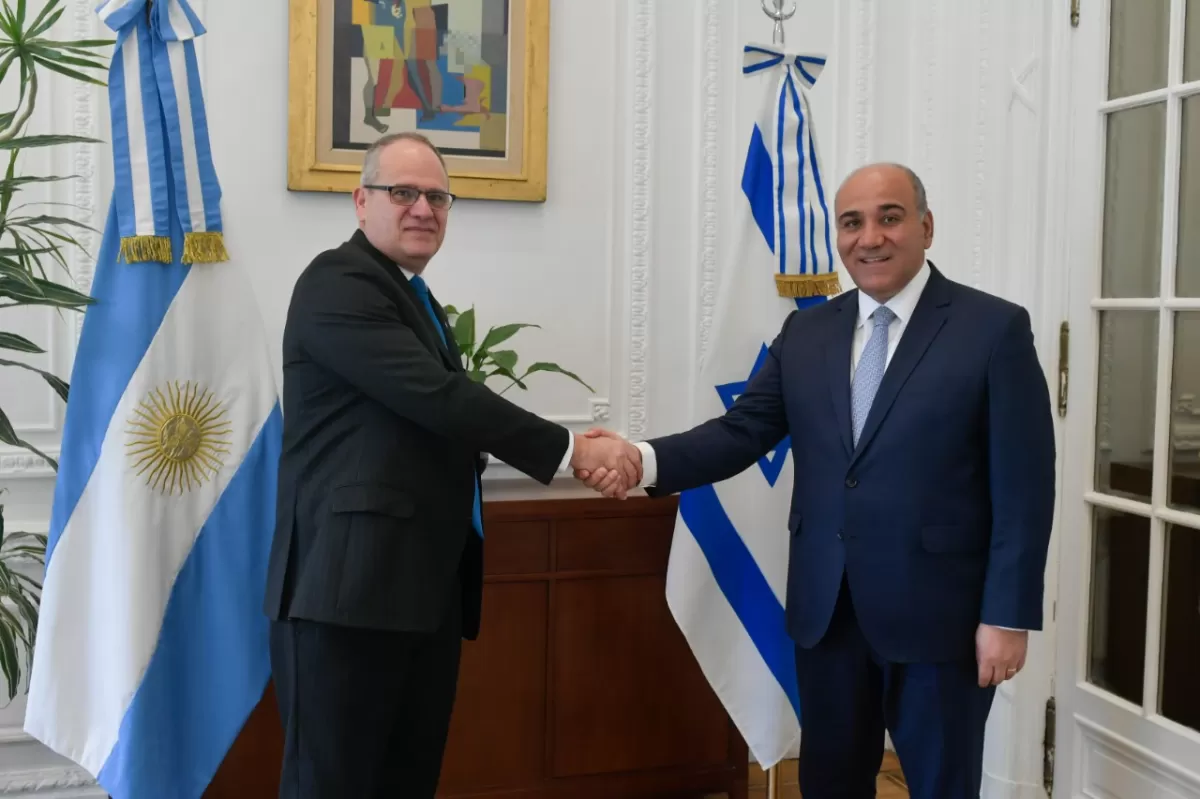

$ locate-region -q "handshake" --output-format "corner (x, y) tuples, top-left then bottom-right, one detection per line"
(568, 428), (642, 500)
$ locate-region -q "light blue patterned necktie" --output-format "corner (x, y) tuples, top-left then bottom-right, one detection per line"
(851, 305), (896, 447)
(410, 275), (483, 539)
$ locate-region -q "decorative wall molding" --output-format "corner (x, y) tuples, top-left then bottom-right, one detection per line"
(625, 0), (652, 442)
(0, 766), (100, 798)
(696, 0), (721, 371)
(852, 0), (876, 167)
(1077, 716), (1200, 798)
(968, 0), (993, 290)
(69, 0), (101, 333)
(915, 0), (940, 181)
(0, 452), (57, 480)
(589, 398), (611, 424)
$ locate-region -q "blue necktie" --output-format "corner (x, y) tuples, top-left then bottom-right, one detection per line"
(851, 305), (895, 447)
(410, 275), (483, 539)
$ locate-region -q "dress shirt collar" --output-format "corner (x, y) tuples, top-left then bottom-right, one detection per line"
(856, 260), (931, 329)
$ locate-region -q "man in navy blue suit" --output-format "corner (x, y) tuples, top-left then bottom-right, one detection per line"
(579, 163), (1056, 798)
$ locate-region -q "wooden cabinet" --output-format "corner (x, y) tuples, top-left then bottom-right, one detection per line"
(205, 496), (748, 799)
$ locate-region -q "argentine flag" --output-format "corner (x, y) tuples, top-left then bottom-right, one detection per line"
(666, 44), (837, 768)
(23, 2), (283, 797)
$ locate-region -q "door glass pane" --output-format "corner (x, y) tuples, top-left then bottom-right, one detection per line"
(1160, 525), (1200, 732)
(1109, 0), (1170, 98)
(1088, 507), (1149, 705)
(1169, 313), (1200, 511)
(1187, 0), (1200, 82)
(1178, 97), (1200, 296)
(1095, 311), (1159, 502)
(1101, 104), (1166, 298)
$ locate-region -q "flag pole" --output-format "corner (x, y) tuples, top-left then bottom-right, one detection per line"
(759, 8), (794, 798)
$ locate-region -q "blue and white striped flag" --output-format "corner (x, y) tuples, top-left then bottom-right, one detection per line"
(23, 2), (282, 796)
(98, 0), (227, 265)
(665, 43), (838, 768)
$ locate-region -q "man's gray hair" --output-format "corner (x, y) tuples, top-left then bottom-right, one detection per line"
(891, 162), (929, 216)
(360, 131), (447, 185)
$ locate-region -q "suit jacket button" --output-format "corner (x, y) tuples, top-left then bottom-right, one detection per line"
(845, 477), (858, 488)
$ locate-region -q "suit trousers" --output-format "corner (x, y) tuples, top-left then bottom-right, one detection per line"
(270, 580), (463, 799)
(794, 575), (996, 799)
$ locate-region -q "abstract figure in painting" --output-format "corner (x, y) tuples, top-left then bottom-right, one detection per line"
(335, 0), (510, 158)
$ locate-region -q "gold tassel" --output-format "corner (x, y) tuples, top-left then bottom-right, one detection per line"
(774, 272), (842, 298)
(120, 235), (172, 264)
(182, 231), (230, 264)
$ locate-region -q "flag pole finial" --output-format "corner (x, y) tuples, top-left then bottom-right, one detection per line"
(761, 0), (795, 47)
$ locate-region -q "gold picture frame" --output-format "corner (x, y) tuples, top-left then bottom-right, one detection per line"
(288, 0), (549, 202)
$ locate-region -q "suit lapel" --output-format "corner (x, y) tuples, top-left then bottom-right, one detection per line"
(849, 269), (952, 466)
(824, 293), (857, 458)
(404, 283), (459, 372)
(348, 230), (461, 372)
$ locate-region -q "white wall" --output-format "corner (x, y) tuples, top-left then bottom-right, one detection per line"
(0, 0), (1069, 795)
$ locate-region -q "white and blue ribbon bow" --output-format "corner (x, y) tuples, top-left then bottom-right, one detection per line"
(98, 0), (227, 263)
(743, 44), (839, 299)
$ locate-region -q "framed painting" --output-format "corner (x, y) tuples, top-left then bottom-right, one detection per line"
(288, 0), (549, 202)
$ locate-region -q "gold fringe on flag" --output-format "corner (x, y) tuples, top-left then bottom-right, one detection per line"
(774, 272), (842, 299)
(120, 235), (172, 264)
(182, 231), (229, 264)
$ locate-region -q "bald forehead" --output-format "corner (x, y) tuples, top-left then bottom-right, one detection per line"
(377, 140), (449, 189)
(835, 164), (923, 214)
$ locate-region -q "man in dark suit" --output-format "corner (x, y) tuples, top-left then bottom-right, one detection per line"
(263, 132), (639, 798)
(579, 163), (1056, 798)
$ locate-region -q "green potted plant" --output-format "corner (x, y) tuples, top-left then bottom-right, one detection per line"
(444, 304), (594, 394)
(0, 0), (111, 701)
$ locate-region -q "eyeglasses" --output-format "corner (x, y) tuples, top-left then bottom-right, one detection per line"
(363, 184), (456, 210)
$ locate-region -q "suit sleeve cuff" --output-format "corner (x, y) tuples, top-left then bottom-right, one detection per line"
(556, 429), (575, 474)
(635, 441), (657, 487)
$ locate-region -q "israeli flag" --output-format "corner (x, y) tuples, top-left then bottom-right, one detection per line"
(23, 2), (282, 797)
(665, 43), (837, 768)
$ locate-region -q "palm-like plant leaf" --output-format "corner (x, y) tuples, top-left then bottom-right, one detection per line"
(0, 0), (111, 700)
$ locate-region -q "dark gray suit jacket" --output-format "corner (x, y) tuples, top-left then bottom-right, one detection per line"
(263, 230), (569, 639)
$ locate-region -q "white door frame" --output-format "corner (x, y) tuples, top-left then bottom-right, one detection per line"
(1054, 0), (1200, 796)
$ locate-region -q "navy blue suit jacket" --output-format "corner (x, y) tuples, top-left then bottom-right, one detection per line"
(646, 266), (1056, 663)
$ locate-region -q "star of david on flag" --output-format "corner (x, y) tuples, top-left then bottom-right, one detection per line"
(715, 344), (792, 488)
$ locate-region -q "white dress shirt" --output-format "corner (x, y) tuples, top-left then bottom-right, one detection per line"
(395, 265), (576, 474)
(634, 262), (933, 488)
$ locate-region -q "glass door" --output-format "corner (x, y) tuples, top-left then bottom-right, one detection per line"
(1057, 0), (1200, 795)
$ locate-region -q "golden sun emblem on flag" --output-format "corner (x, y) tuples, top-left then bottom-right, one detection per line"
(126, 381), (232, 494)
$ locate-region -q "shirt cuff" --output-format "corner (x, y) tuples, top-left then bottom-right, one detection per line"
(634, 441), (657, 487)
(557, 429), (575, 473)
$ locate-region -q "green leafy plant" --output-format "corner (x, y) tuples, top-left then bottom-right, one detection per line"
(0, 495), (46, 702)
(0, 0), (111, 701)
(0, 0), (109, 465)
(443, 304), (594, 395)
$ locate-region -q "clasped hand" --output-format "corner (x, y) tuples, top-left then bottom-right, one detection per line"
(570, 428), (641, 499)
